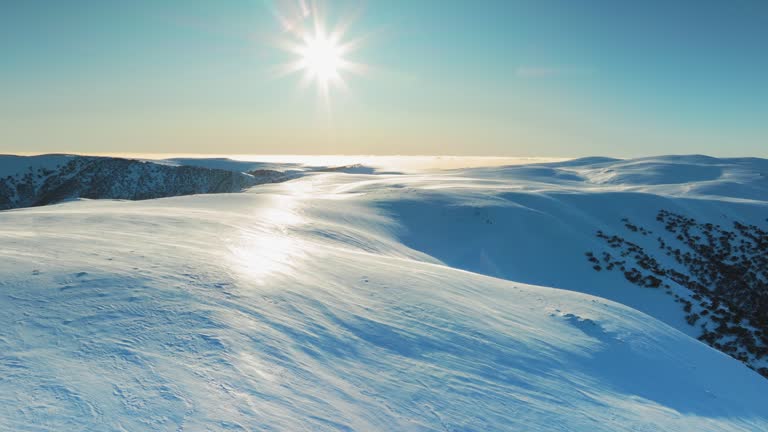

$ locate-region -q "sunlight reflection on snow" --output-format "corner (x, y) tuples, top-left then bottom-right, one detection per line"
(230, 192), (307, 285)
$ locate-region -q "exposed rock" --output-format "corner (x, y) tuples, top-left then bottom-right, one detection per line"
(589, 210), (768, 378)
(0, 156), (288, 211)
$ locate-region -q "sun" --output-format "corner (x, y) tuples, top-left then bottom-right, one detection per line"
(273, 1), (367, 107)
(299, 32), (343, 85)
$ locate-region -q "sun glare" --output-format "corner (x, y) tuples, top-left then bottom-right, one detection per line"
(274, 1), (366, 108)
(300, 33), (342, 83)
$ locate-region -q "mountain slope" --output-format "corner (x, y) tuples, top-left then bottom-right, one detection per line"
(338, 155), (768, 374)
(0, 155), (287, 210)
(1, 162), (768, 431)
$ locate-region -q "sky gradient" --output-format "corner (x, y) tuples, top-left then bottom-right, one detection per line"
(1, 0), (766, 157)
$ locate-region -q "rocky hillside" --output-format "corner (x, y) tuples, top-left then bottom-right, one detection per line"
(0, 155), (287, 211)
(588, 210), (768, 377)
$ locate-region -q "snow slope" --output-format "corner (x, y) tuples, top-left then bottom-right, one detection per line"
(1, 156), (767, 431)
(350, 156), (768, 371)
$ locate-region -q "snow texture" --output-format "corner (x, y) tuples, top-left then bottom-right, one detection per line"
(1, 155), (767, 431)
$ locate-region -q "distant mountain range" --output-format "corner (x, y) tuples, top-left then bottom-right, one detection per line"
(0, 155), (288, 211)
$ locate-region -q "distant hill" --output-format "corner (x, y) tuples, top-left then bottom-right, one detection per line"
(0, 155), (288, 211)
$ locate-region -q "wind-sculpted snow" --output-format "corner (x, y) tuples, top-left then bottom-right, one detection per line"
(2, 157), (768, 431)
(333, 156), (768, 375)
(0, 155), (287, 211)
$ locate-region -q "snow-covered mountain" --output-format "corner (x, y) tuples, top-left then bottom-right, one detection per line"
(0, 155), (287, 211)
(1, 154), (767, 431)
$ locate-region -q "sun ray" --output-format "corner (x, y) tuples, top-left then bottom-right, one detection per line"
(272, 0), (367, 109)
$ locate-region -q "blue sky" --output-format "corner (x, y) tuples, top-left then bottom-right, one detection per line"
(1, 0), (766, 156)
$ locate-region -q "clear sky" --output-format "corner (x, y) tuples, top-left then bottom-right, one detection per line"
(1, 0), (766, 157)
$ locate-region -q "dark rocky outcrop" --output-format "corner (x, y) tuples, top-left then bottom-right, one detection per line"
(0, 156), (288, 211)
(588, 210), (768, 378)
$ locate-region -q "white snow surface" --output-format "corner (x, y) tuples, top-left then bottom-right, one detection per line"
(1, 155), (767, 431)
